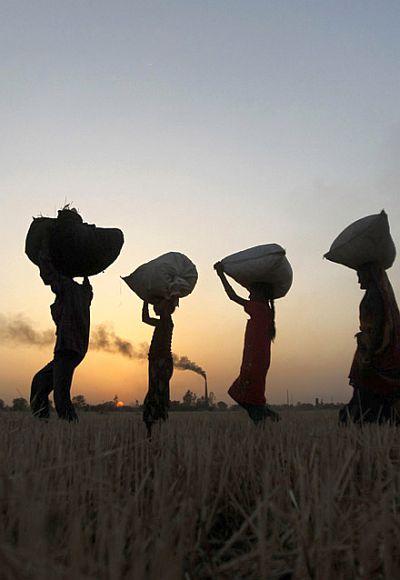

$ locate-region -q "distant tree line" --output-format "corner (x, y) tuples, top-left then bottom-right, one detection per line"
(75, 391), (231, 413)
(0, 391), (230, 413)
(0, 393), (343, 413)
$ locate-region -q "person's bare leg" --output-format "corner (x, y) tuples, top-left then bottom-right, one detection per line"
(53, 351), (81, 422)
(30, 361), (53, 419)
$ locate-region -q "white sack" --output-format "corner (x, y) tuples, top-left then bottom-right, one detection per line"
(221, 244), (293, 299)
(324, 210), (396, 270)
(122, 252), (198, 302)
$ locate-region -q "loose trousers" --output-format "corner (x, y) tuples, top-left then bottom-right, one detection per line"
(30, 350), (84, 421)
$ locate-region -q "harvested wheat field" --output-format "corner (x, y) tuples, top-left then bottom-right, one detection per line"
(1, 410), (400, 579)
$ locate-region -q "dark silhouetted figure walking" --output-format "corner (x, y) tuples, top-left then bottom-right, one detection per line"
(214, 262), (280, 425)
(142, 297), (178, 437)
(30, 244), (93, 422)
(339, 264), (400, 424)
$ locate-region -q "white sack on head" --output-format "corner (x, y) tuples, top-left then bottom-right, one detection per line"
(324, 210), (396, 270)
(221, 244), (293, 299)
(122, 252), (198, 303)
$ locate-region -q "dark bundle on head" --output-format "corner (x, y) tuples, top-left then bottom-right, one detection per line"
(25, 206), (124, 278)
(57, 206), (83, 224)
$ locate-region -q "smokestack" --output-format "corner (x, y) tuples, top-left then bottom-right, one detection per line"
(204, 376), (208, 405)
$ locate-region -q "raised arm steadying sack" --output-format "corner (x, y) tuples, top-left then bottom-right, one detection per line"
(214, 262), (247, 306)
(142, 301), (159, 327)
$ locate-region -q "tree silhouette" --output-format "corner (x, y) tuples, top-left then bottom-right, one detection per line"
(72, 395), (87, 409)
(182, 390), (197, 407)
(12, 397), (29, 412)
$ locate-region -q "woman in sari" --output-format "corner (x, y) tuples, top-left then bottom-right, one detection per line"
(142, 297), (178, 437)
(214, 262), (280, 425)
(340, 264), (400, 424)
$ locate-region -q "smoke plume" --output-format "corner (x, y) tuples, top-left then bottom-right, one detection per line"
(0, 314), (54, 346)
(90, 324), (148, 360)
(92, 325), (207, 379)
(172, 354), (207, 379)
(0, 315), (206, 379)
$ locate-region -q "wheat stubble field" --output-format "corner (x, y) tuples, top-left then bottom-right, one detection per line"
(1, 411), (400, 580)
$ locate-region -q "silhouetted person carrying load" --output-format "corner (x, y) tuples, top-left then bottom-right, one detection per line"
(214, 262), (280, 425)
(142, 298), (178, 437)
(339, 265), (400, 424)
(324, 210), (400, 424)
(122, 251), (198, 437)
(214, 244), (292, 425)
(26, 205), (124, 422)
(30, 238), (93, 422)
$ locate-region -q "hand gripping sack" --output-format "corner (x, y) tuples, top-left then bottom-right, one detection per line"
(221, 244), (293, 299)
(25, 209), (124, 277)
(122, 252), (198, 303)
(324, 210), (396, 270)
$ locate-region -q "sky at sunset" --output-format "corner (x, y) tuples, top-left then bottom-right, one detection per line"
(1, 1), (400, 405)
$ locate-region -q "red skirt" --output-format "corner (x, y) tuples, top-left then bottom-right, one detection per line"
(228, 300), (272, 406)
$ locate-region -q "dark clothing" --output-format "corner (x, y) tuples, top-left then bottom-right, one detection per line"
(339, 387), (398, 425)
(148, 316), (174, 359)
(39, 252), (93, 357)
(349, 268), (400, 398)
(143, 315), (174, 436)
(143, 356), (174, 434)
(30, 350), (83, 421)
(342, 267), (400, 425)
(31, 251), (92, 420)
